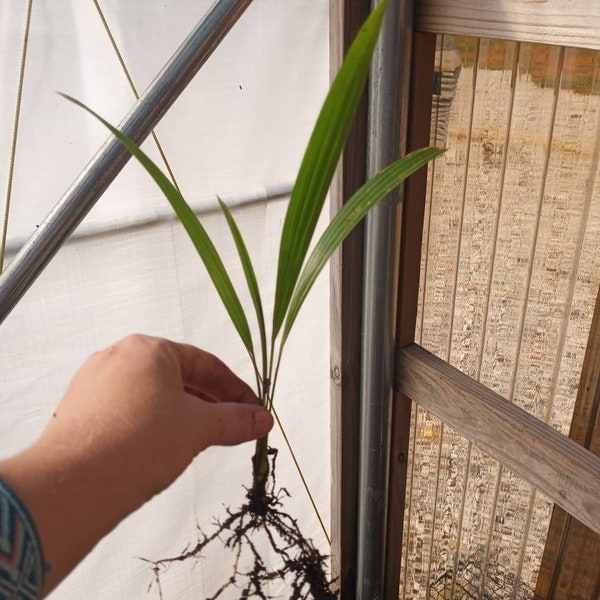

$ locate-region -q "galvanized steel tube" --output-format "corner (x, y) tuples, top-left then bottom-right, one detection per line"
(357, 0), (413, 597)
(0, 0), (254, 324)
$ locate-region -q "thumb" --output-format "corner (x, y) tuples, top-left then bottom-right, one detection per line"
(192, 401), (274, 450)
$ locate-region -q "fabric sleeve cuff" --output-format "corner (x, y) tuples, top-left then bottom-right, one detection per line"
(0, 479), (47, 599)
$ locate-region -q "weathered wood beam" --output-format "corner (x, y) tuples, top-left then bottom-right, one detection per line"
(416, 0), (600, 51)
(384, 31), (437, 600)
(396, 343), (600, 536)
(329, 1), (371, 597)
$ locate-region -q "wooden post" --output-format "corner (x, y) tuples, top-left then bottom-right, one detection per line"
(384, 31), (437, 599)
(329, 1), (371, 596)
(536, 285), (600, 599)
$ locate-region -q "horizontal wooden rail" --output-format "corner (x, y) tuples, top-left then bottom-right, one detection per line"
(416, 0), (600, 51)
(395, 343), (600, 536)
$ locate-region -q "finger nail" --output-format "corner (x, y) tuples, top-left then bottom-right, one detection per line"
(254, 410), (273, 436)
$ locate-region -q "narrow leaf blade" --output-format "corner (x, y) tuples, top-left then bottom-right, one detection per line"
(272, 0), (389, 339)
(218, 198), (268, 377)
(281, 147), (443, 344)
(60, 93), (255, 357)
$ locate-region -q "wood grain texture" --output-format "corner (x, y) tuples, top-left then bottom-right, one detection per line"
(395, 343), (600, 536)
(536, 286), (600, 599)
(328, 1), (371, 597)
(416, 0), (600, 51)
(407, 36), (600, 594)
(385, 31), (437, 600)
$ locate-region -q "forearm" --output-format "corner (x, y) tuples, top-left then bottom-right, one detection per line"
(0, 335), (271, 597)
(0, 440), (148, 596)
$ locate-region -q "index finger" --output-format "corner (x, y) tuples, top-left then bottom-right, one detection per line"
(168, 340), (259, 405)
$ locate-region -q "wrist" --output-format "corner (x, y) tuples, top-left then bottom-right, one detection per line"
(0, 478), (47, 597)
(0, 437), (149, 595)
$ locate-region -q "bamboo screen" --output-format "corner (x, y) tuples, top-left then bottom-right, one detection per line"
(400, 36), (600, 599)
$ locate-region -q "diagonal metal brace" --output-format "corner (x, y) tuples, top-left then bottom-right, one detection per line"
(0, 0), (254, 325)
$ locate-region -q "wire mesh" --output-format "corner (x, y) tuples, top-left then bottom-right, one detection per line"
(428, 547), (536, 600)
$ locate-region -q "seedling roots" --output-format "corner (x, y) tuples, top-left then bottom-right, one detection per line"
(145, 449), (336, 599)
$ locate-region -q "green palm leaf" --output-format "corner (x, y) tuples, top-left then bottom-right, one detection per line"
(280, 147), (444, 347)
(271, 0), (389, 340)
(60, 93), (256, 360)
(218, 198), (268, 382)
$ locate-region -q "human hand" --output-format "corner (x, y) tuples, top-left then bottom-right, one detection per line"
(0, 334), (273, 594)
(39, 334), (273, 497)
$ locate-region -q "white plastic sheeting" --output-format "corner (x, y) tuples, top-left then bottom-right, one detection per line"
(0, 1), (331, 597)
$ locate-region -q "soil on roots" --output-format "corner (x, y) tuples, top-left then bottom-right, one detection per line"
(145, 449), (336, 599)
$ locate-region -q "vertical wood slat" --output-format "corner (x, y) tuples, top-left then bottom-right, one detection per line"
(407, 36), (480, 598)
(446, 39), (500, 598)
(405, 38), (442, 597)
(514, 48), (600, 594)
(478, 43), (564, 595)
(474, 41), (522, 593)
(457, 39), (554, 595)
(329, 1), (370, 597)
(385, 31), (436, 600)
(536, 286), (600, 599)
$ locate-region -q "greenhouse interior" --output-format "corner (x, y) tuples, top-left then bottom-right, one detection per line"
(1, 1), (599, 599)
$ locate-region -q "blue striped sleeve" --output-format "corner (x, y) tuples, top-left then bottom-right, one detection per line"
(0, 480), (46, 600)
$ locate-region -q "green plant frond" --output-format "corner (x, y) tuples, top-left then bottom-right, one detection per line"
(218, 197), (268, 384)
(60, 93), (256, 362)
(271, 0), (389, 341)
(280, 147), (444, 348)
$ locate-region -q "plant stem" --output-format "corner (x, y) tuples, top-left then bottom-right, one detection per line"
(251, 435), (270, 500)
(249, 376), (272, 505)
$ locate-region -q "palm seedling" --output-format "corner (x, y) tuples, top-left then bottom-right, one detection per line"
(62, 1), (442, 596)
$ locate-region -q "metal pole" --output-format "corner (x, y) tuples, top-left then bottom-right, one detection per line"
(357, 0), (413, 597)
(0, 0), (254, 324)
